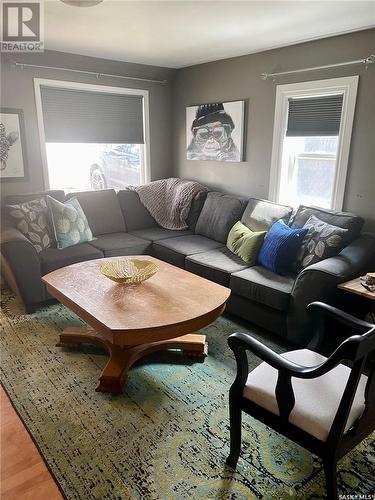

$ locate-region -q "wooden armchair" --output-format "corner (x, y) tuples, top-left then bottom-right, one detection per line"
(226, 302), (375, 498)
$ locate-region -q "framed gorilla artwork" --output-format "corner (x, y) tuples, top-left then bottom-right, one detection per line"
(0, 108), (28, 181)
(186, 101), (245, 162)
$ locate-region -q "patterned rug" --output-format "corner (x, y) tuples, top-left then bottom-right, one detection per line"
(1, 289), (374, 499)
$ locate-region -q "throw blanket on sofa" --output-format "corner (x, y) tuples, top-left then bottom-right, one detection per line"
(129, 178), (208, 230)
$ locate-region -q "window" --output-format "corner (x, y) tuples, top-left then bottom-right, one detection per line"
(269, 77), (359, 210)
(34, 80), (150, 192)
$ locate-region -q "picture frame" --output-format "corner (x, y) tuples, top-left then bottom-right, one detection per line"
(0, 108), (28, 181)
(186, 100), (245, 162)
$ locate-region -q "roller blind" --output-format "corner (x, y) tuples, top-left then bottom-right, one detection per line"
(286, 94), (343, 137)
(40, 86), (144, 143)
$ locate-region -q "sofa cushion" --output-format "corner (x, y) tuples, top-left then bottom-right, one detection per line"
(242, 198), (293, 232)
(66, 189), (126, 236)
(117, 190), (157, 231)
(4, 190), (65, 205)
(186, 247), (248, 286)
(129, 228), (192, 242)
(291, 205), (363, 244)
(195, 192), (247, 243)
(230, 265), (295, 311)
(40, 243), (103, 275)
(88, 232), (151, 257)
(244, 349), (367, 442)
(186, 191), (208, 231)
(153, 235), (223, 268)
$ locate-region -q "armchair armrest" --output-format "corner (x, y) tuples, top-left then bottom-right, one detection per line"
(307, 301), (374, 349)
(287, 233), (375, 345)
(228, 332), (352, 380)
(0, 225), (44, 310)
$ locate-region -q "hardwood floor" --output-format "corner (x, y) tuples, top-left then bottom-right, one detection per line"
(0, 386), (63, 500)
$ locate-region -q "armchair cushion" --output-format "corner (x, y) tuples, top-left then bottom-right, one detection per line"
(243, 348), (367, 441)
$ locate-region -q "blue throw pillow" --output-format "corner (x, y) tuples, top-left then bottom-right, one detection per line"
(258, 219), (308, 275)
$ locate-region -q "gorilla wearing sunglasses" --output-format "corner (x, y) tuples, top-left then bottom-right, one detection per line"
(187, 103), (240, 161)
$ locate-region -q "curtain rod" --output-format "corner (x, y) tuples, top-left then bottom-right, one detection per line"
(13, 62), (168, 85)
(261, 54), (375, 80)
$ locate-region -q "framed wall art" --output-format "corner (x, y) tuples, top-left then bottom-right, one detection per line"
(186, 100), (245, 162)
(0, 108), (28, 181)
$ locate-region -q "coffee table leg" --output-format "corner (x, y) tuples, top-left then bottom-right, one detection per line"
(57, 327), (129, 395)
(57, 329), (208, 395)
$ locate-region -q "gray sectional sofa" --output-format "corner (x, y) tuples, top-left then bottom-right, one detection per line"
(1, 187), (375, 346)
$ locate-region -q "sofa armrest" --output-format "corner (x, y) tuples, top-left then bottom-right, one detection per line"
(0, 225), (45, 310)
(287, 233), (375, 345)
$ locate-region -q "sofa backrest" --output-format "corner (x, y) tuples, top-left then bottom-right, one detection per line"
(290, 205), (364, 244)
(2, 190), (66, 228)
(65, 189), (126, 236)
(117, 190), (157, 231)
(117, 189), (208, 232)
(186, 191), (208, 231)
(241, 198), (293, 232)
(4, 190), (65, 205)
(195, 192), (248, 243)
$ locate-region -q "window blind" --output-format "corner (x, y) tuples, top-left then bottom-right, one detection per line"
(286, 94), (343, 137)
(40, 87), (144, 144)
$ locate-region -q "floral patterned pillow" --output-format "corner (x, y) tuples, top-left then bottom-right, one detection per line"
(47, 195), (93, 249)
(5, 197), (53, 253)
(295, 214), (348, 272)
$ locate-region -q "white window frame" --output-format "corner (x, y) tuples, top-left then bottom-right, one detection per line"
(268, 76), (359, 211)
(34, 78), (151, 190)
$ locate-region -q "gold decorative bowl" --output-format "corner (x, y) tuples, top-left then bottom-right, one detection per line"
(100, 259), (158, 284)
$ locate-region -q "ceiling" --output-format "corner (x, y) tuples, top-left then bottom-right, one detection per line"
(45, 1), (375, 68)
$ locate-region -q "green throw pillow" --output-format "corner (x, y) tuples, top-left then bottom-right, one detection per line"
(227, 221), (266, 264)
(47, 195), (93, 249)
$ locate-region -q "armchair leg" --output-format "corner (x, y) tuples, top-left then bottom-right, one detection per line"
(323, 457), (338, 500)
(226, 399), (242, 469)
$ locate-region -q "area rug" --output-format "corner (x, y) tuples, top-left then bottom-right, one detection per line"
(1, 289), (374, 499)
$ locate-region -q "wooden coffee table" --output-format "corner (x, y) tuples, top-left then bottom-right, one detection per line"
(42, 256), (230, 395)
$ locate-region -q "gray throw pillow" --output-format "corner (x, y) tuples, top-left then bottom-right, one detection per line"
(5, 197), (53, 253)
(295, 214), (348, 272)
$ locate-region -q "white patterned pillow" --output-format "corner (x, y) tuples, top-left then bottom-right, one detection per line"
(5, 197), (53, 252)
(47, 195), (93, 249)
(296, 215), (348, 272)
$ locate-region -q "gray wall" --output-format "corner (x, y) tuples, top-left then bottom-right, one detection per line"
(1, 50), (176, 199)
(173, 29), (375, 231)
